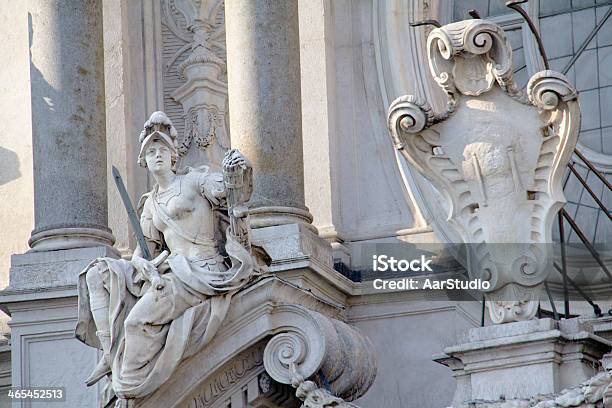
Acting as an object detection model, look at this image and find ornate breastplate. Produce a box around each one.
[152,177,215,248]
[154,178,196,220]
[155,184,179,206]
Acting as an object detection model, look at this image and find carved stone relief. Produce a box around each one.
[184,343,300,408]
[161,0,229,171]
[447,357,612,408]
[263,311,377,408]
[186,344,265,407]
[387,19,580,323]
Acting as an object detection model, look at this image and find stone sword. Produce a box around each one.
[111,165,153,261]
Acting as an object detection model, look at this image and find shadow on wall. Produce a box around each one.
[0,147,21,187]
[28,10,62,138]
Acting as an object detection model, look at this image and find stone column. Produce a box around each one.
[27,0,114,251]
[225,0,314,230]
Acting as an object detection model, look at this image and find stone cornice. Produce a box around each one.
[137,276,375,407]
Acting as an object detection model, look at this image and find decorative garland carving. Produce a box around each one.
[387,19,580,324]
[178,107,221,155]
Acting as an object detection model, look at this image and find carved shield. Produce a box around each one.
[387,20,580,323]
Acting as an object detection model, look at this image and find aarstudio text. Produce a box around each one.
[372,278,490,291]
[372,254,433,272]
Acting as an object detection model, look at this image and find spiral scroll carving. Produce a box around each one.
[427,19,520,101]
[263,332,311,386]
[528,70,578,110]
[387,96,432,143]
[263,309,376,402]
[463,21,512,80]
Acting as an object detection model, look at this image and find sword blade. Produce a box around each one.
[111,166,152,260]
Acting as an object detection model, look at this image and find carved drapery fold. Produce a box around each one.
[387,19,580,324]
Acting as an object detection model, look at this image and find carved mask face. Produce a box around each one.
[145,139,174,173]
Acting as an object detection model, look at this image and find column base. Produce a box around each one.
[28,225,115,252]
[249,206,317,233]
[0,245,120,408]
[250,223,356,309]
[251,222,332,270]
[434,318,611,405]
[8,245,119,292]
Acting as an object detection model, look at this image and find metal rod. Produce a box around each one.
[558,212,570,318]
[544,281,560,320]
[553,262,603,317]
[561,208,612,281]
[563,161,573,189]
[563,5,612,75]
[468,10,481,19]
[568,162,611,220]
[574,148,612,191]
[409,20,441,28]
[481,295,486,326]
[506,0,549,69]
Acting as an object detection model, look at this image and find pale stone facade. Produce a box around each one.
[0,1,610,408]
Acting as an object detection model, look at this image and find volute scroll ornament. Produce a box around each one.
[387,19,580,324]
[262,309,376,408]
[427,19,519,100]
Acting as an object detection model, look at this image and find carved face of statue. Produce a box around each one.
[144,139,175,173]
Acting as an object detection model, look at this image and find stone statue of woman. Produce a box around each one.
[75,111,263,406]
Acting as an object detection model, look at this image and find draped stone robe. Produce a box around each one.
[75,167,256,401]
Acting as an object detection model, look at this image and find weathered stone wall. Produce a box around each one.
[349,292,481,407]
[0,1,34,290]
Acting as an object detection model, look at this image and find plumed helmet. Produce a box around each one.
[137,111,179,167]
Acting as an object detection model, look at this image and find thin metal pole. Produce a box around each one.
[563,5,612,75]
[568,163,611,220]
[506,0,550,69]
[468,10,482,19]
[558,212,570,318]
[561,208,612,281]
[574,149,612,191]
[544,281,560,320]
[481,295,486,327]
[553,262,603,317]
[409,20,441,28]
[563,162,573,189]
